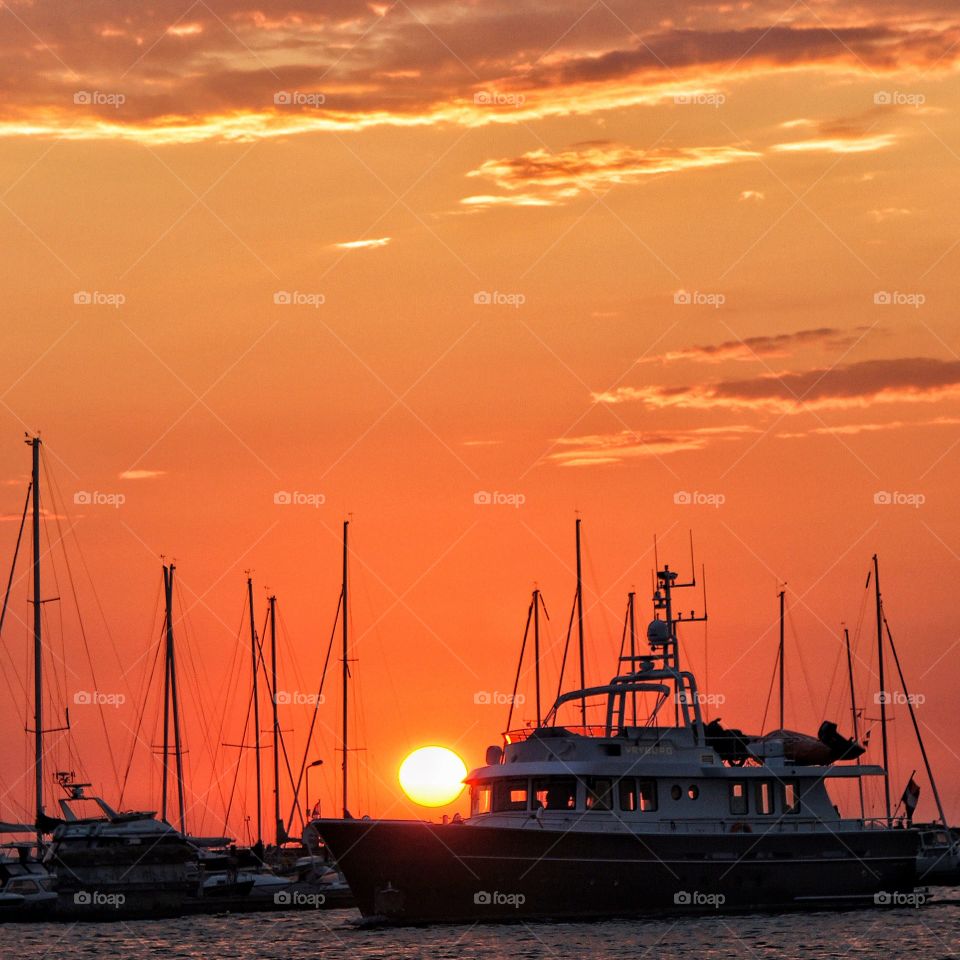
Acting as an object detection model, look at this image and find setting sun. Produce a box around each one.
[398,746,468,807]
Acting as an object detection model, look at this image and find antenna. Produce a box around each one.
[688,531,696,586]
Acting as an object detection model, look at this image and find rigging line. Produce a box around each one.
[251,606,307,831]
[119,575,163,805]
[222,662,258,838]
[173,582,234,834]
[212,600,250,832]
[47,461,125,679]
[506,596,534,733]
[554,589,578,709]
[119,626,164,808]
[285,590,341,833]
[42,458,122,791]
[760,642,779,734]
[0,481,30,703]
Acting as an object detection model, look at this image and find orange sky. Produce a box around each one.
[0,0,959,838]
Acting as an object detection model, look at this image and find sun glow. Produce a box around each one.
[398,746,467,807]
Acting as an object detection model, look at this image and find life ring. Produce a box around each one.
[730,821,753,834]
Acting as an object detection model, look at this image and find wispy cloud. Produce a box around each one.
[594,357,960,413]
[334,237,392,250]
[547,425,759,467]
[462,141,759,208]
[119,469,166,480]
[640,326,872,365]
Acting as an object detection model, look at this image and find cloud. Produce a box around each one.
[594,357,960,413]
[462,141,759,208]
[779,415,960,438]
[334,237,391,249]
[547,425,759,467]
[642,326,872,365]
[119,469,166,479]
[1,2,956,142]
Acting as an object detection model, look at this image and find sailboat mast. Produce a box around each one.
[778,589,785,730]
[269,595,282,846]
[341,520,349,818]
[533,589,541,727]
[247,576,263,850]
[627,591,637,727]
[165,565,187,834]
[575,518,585,727]
[161,566,172,824]
[29,437,43,852]
[873,554,891,822]
[844,626,865,820]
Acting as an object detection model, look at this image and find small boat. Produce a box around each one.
[0,842,57,920]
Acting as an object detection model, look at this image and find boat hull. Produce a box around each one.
[314,818,919,924]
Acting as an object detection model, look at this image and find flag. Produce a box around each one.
[901,777,920,821]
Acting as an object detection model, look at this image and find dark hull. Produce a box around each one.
[314,819,919,924]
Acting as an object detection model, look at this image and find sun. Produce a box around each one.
[398,746,467,807]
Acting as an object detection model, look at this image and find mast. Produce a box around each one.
[161,568,171,825]
[844,626,865,820]
[873,554,891,822]
[778,589,785,730]
[627,591,637,727]
[575,517,586,727]
[341,520,349,818]
[247,576,263,851]
[28,437,43,852]
[269,594,282,846]
[533,588,541,727]
[163,564,186,834]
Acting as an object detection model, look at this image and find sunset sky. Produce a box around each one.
[1,0,959,839]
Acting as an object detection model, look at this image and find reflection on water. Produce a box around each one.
[4,897,958,959]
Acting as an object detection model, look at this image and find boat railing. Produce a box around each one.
[503,725,609,744]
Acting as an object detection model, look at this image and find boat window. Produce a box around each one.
[755,780,774,815]
[492,779,529,812]
[729,782,748,815]
[783,780,800,814]
[471,784,492,815]
[670,784,682,801]
[585,777,614,811]
[638,780,658,811]
[618,779,658,812]
[687,785,699,800]
[532,778,577,811]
